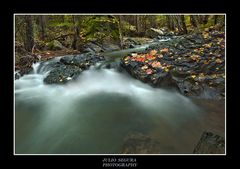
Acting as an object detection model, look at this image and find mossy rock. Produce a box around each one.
[46,40,64,50]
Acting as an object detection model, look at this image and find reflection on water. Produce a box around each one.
[15,63,225,154]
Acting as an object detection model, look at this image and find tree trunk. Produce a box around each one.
[203,15,209,24]
[118,16,124,49]
[190,15,198,27]
[24,15,34,52]
[166,15,174,31]
[71,16,80,50]
[136,15,141,33]
[39,15,46,40]
[180,15,188,34]
[214,15,218,25]
[173,15,182,33]
[190,15,200,34]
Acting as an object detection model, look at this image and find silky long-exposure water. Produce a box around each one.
[15,57,225,154]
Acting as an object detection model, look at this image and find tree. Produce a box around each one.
[39,15,46,40]
[190,15,198,28]
[214,15,218,25]
[117,15,124,49]
[71,15,80,50]
[180,15,188,34]
[136,15,141,33]
[166,15,174,31]
[24,15,34,52]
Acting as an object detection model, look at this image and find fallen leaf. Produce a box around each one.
[146,54,156,60]
[141,65,148,70]
[204,60,209,64]
[216,58,222,64]
[150,50,158,56]
[146,69,153,74]
[135,57,145,62]
[191,75,196,79]
[151,61,162,68]
[164,67,169,72]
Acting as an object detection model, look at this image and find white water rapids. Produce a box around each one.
[14,60,225,154]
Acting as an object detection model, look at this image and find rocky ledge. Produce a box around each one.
[120,29,225,100]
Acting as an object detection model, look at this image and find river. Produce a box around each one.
[14,44,225,154]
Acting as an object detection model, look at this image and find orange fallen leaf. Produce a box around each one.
[151,61,162,68]
[149,50,158,56]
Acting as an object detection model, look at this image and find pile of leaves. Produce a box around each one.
[123,49,172,75]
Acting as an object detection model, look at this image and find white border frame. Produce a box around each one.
[13,13,226,156]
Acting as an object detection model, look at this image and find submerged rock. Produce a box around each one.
[121,133,162,154]
[193,131,225,154]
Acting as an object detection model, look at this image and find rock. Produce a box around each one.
[82,47,95,54]
[44,65,83,84]
[46,40,64,50]
[83,42,105,53]
[18,55,37,76]
[172,67,191,78]
[44,54,105,84]
[193,131,225,154]
[121,133,162,154]
[59,55,75,65]
[177,79,204,97]
[146,28,168,38]
[102,43,120,51]
[15,71,21,80]
[123,38,139,49]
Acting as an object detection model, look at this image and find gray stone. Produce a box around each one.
[193,131,225,154]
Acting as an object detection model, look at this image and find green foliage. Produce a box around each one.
[155,15,166,27]
[82,16,120,42]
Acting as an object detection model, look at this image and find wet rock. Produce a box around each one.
[172,67,191,78]
[121,133,162,154]
[193,131,225,154]
[44,54,106,84]
[18,55,37,76]
[44,65,83,84]
[59,55,75,64]
[123,38,139,49]
[83,42,105,53]
[15,71,21,80]
[146,27,171,38]
[177,79,204,97]
[102,43,120,51]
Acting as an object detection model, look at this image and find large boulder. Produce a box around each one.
[44,54,105,84]
[43,64,83,84]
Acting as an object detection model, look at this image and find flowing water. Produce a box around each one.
[15,45,225,154]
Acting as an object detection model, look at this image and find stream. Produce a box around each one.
[14,43,225,154]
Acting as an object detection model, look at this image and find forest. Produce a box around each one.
[15,15,224,71]
[15,14,225,154]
